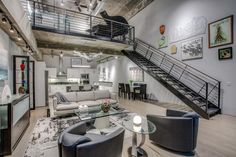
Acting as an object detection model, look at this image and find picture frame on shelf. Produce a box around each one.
[218,47,233,60]
[208,15,234,48]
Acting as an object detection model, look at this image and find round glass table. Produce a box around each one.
[122,115,156,157]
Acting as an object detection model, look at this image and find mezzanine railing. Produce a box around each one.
[21,0,135,44]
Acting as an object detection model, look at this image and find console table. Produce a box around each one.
[0,94,30,156]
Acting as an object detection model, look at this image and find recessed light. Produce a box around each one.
[115,56,118,59]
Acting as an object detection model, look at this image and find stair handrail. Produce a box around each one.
[135,38,220,84]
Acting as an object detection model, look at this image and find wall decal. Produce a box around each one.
[218,47,233,60]
[170,45,177,54]
[158,25,168,49]
[0,49,8,80]
[169,16,207,43]
[181,37,203,61]
[209,15,234,48]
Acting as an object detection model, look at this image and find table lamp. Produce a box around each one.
[133,115,142,132]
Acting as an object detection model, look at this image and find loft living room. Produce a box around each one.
[0,0,236,157]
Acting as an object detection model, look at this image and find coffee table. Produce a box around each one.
[122,115,156,157]
[74,106,128,129]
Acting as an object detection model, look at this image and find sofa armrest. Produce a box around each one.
[53,96,58,109]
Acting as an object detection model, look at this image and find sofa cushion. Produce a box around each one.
[78,101,100,107]
[94,90,110,100]
[63,92,77,102]
[96,99,117,105]
[77,91,95,102]
[56,103,79,111]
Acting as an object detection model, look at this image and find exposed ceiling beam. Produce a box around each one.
[37,40,123,55]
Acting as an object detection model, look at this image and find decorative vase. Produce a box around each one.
[20,63,25,71]
[101,101,111,113]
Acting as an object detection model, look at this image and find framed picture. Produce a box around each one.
[181,37,203,61]
[218,47,233,60]
[209,15,234,48]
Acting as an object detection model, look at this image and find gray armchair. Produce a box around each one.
[147,109,199,153]
[58,121,125,157]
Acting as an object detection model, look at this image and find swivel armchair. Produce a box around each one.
[147,109,199,153]
[58,121,125,157]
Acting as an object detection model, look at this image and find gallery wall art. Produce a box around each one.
[170,45,177,54]
[158,25,168,49]
[0,49,9,80]
[218,47,233,60]
[181,37,203,61]
[169,16,207,43]
[208,15,234,48]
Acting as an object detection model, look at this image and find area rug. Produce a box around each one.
[24,111,135,157]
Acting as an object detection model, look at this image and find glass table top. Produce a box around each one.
[122,115,156,134]
[74,106,128,121]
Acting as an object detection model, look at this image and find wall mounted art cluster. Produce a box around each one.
[158,15,234,61]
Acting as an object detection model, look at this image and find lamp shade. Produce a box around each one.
[133,115,142,126]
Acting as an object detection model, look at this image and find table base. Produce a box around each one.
[128,147,148,157]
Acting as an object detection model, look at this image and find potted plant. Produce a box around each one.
[101,100,111,113]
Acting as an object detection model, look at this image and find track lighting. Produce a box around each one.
[9,25,14,33]
[1,16,7,24]
[17,34,21,41]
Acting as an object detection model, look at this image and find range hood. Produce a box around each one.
[57,56,67,77]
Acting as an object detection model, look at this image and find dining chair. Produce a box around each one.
[125,84,133,100]
[118,83,125,98]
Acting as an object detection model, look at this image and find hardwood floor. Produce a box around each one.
[7,99,236,157]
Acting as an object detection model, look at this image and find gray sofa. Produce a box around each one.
[147,109,199,153]
[52,90,118,116]
[58,121,125,157]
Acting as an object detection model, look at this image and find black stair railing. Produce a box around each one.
[134,38,221,112]
[20,0,135,44]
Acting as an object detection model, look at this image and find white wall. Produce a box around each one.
[0,28,46,107]
[0,29,25,91]
[129,0,236,116]
[35,62,46,107]
[98,56,185,105]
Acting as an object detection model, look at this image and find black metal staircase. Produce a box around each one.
[123,39,221,119]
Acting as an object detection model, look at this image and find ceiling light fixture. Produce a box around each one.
[115,56,118,59]
[9,25,14,33]
[60,0,64,6]
[1,16,7,24]
[60,51,64,57]
[72,65,91,68]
